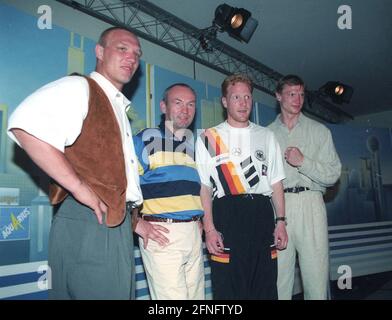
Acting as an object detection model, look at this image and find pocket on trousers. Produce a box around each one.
[76,224,107,265]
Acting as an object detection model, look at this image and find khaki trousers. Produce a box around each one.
[277,191,329,300]
[139,220,205,300]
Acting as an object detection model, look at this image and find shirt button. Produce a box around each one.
[116,93,121,98]
[131,160,134,164]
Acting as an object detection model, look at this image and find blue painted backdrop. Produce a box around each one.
[1,1,392,299]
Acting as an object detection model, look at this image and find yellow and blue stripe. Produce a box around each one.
[133,125,203,220]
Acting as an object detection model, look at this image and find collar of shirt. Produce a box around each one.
[89,71,131,109]
[158,121,171,138]
[276,112,305,130]
[158,121,187,142]
[223,120,254,130]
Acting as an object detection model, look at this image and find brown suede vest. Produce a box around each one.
[49,77,127,227]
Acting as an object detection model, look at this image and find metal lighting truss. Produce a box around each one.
[55,0,353,123]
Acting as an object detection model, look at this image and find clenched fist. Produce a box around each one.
[284,146,304,167]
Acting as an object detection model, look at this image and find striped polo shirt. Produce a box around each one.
[133,123,203,220]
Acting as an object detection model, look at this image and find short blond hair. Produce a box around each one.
[221,74,253,97]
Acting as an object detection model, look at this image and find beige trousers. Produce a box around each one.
[277,191,329,300]
[139,220,205,300]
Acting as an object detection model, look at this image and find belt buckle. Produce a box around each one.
[167,218,173,224]
[126,202,133,211]
[293,186,302,193]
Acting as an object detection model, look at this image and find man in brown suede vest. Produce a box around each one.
[8,27,143,299]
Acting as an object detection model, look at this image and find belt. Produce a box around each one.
[284,187,310,193]
[141,215,202,223]
[126,201,138,212]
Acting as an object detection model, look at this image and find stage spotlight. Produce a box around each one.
[320,81,354,104]
[213,3,258,43]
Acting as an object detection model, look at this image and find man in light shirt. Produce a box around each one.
[268,74,342,300]
[8,27,143,299]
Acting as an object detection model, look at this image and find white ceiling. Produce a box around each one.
[148,0,392,118]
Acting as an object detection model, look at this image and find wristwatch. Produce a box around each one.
[275,216,287,226]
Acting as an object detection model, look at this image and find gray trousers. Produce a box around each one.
[48,197,135,300]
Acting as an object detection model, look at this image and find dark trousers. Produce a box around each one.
[48,197,134,299]
[210,194,278,300]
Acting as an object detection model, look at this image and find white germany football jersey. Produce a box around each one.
[196,121,285,200]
